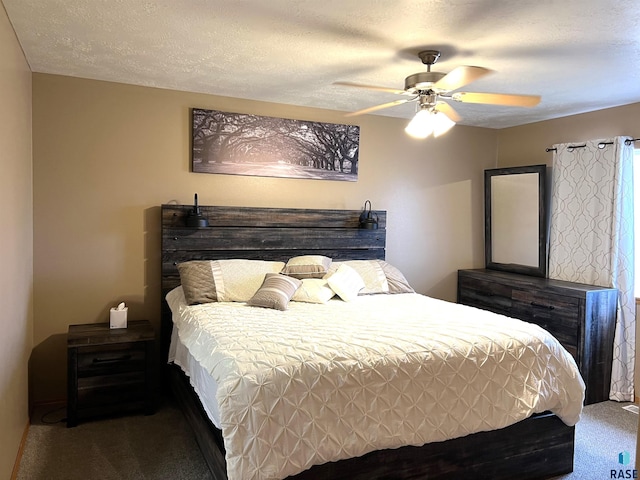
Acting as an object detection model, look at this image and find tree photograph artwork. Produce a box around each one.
[192,108,360,181]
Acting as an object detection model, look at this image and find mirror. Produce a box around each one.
[485,164,547,277]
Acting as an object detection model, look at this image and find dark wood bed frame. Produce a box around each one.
[160,204,575,480]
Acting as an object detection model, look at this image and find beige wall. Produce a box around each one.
[496,102,640,168]
[0,4,33,479]
[32,73,498,402]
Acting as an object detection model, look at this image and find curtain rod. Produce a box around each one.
[545,138,639,152]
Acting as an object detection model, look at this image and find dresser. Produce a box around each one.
[457,269,617,405]
[67,319,156,427]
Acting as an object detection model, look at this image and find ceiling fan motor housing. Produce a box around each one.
[404,71,447,94]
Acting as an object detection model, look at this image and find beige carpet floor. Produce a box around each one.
[17,396,213,480]
[16,397,638,480]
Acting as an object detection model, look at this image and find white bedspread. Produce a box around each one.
[166,287,585,480]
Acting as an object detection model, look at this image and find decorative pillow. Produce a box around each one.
[292,278,335,304]
[177,261,218,305]
[326,264,365,301]
[378,260,415,294]
[281,255,332,279]
[325,260,389,294]
[177,259,285,304]
[247,273,302,311]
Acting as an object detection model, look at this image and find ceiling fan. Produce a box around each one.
[334,50,541,138]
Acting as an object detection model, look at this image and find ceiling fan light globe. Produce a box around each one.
[405,109,435,138]
[433,112,456,137]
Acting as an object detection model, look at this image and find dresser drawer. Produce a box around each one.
[457,275,513,316]
[77,342,147,377]
[512,289,579,355]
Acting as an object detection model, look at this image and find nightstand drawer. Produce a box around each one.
[77,343,147,377]
[78,371,147,406]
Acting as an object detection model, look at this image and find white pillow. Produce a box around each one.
[325,260,389,294]
[292,278,335,304]
[326,264,365,301]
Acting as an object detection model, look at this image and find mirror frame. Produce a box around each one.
[484,164,548,277]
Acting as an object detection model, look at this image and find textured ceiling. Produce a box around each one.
[3,0,640,128]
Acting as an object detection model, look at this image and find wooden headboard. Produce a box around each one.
[160,204,386,362]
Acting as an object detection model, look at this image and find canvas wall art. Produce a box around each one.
[192,108,360,181]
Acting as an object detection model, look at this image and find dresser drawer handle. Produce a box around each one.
[531,302,555,310]
[92,354,132,364]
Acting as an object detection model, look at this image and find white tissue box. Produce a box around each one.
[109,307,128,329]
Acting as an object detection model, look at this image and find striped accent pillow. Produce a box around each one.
[247,273,302,311]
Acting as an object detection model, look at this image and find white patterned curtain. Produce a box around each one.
[548,136,635,402]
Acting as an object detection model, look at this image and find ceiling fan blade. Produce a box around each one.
[333,81,410,96]
[434,101,461,123]
[433,66,492,92]
[451,92,541,107]
[344,98,412,117]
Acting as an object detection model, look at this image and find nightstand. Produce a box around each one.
[67,319,156,427]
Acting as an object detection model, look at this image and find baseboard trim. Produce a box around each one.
[10,420,30,480]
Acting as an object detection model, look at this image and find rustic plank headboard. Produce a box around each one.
[160,204,386,361]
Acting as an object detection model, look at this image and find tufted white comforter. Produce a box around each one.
[167,288,585,480]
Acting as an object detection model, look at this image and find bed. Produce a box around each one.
[161,204,584,480]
